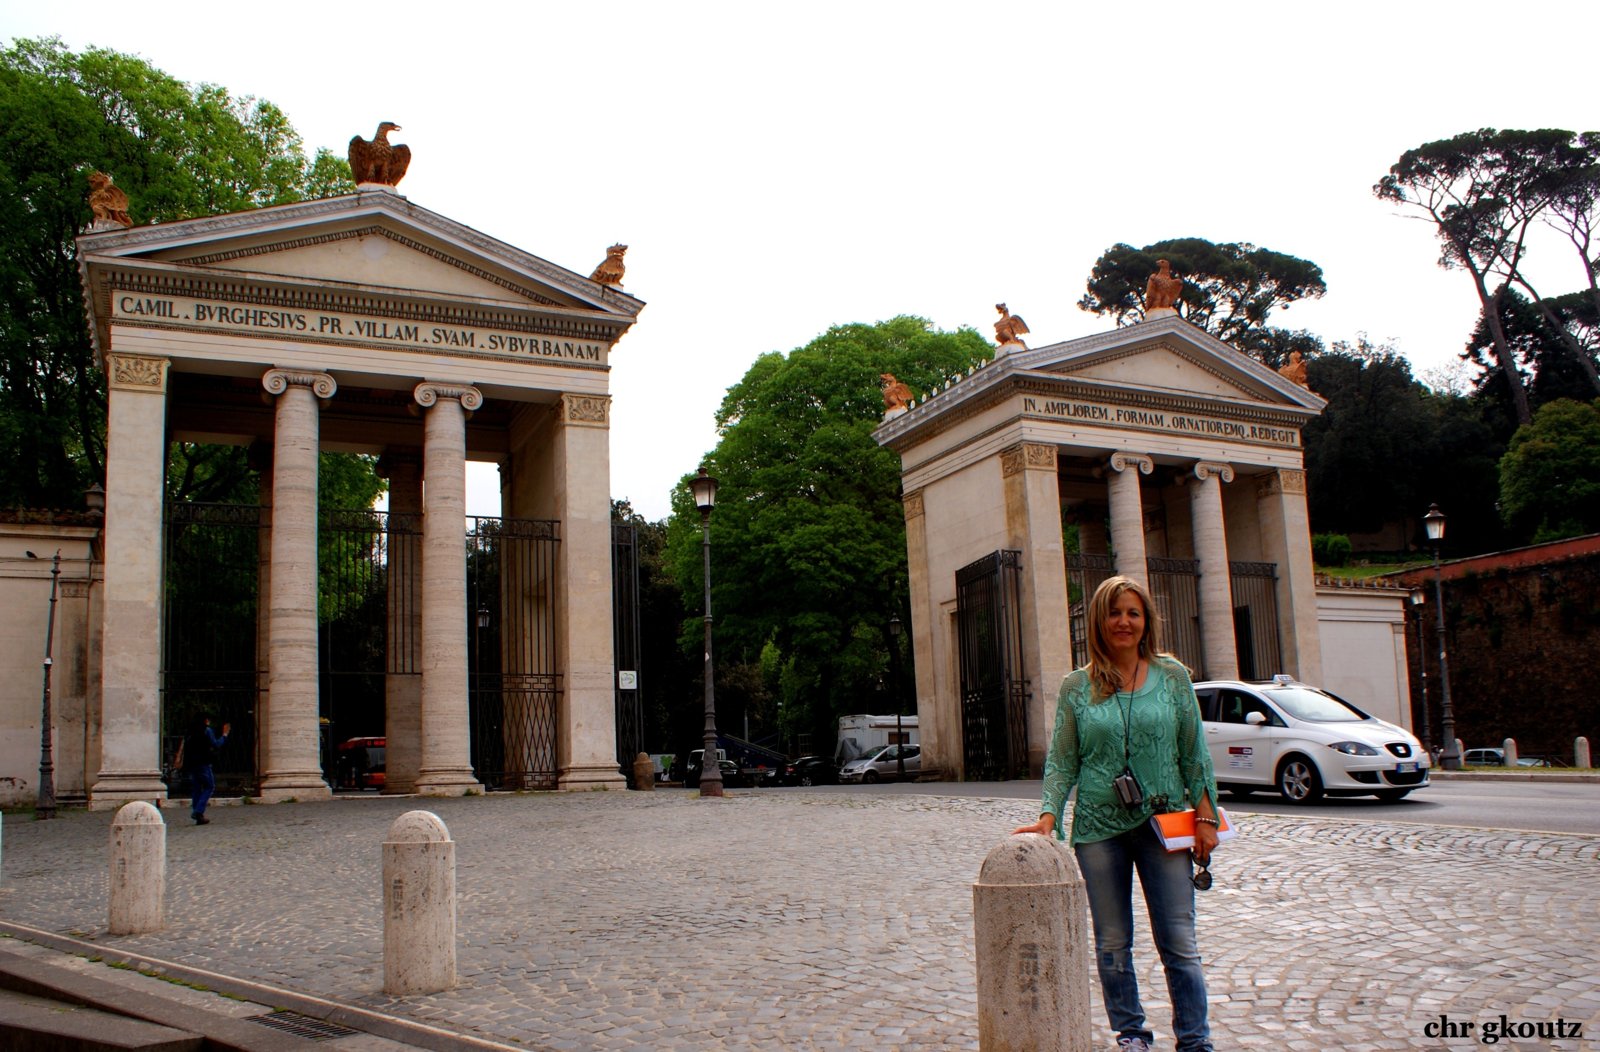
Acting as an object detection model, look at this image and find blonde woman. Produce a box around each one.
[1014,575,1219,1052]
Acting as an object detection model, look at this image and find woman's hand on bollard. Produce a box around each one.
[1012,813,1055,837]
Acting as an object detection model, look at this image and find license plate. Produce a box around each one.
[1396,762,1418,773]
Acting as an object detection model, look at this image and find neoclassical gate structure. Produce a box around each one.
[79,186,641,808]
[875,313,1328,780]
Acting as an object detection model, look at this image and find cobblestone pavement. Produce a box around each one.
[1,790,1597,1051]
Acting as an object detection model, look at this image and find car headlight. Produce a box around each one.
[1328,741,1380,756]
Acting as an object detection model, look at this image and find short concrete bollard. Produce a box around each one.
[383,809,456,995]
[973,834,1092,1052]
[1576,736,1591,769]
[632,751,655,791]
[1502,738,1519,767]
[109,801,165,935]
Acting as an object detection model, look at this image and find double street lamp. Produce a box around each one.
[1423,503,1461,771]
[689,466,723,798]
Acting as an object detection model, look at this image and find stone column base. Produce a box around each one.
[256,775,333,804]
[558,764,628,791]
[88,775,169,811]
[414,771,484,797]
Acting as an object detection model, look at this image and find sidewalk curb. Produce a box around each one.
[1427,770,1600,784]
[0,921,531,1052]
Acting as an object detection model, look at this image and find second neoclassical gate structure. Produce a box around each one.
[875,313,1327,780]
[79,184,642,808]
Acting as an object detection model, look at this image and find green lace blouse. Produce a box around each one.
[1039,656,1218,845]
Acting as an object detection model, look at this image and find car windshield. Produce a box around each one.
[1265,687,1366,723]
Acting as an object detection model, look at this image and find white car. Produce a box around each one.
[1194,677,1430,803]
[838,744,921,783]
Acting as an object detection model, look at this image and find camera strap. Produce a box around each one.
[1118,659,1139,768]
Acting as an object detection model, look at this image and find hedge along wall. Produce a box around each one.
[1407,550,1600,761]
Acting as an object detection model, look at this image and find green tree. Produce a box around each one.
[0,37,354,509]
[1375,128,1600,425]
[1077,237,1327,367]
[667,317,990,749]
[1498,399,1600,542]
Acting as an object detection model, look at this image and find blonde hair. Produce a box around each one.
[1085,575,1163,700]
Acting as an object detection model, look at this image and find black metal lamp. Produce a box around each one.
[1423,504,1459,770]
[691,466,723,797]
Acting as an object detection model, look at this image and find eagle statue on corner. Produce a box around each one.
[348,122,411,187]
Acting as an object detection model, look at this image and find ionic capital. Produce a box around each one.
[107,354,170,392]
[414,381,483,412]
[1192,461,1235,484]
[262,368,336,399]
[1107,452,1154,476]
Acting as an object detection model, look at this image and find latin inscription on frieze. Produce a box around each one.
[1021,395,1299,448]
[113,294,607,366]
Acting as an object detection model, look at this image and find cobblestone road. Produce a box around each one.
[1,790,1596,1050]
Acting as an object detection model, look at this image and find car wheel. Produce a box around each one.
[800,774,814,787]
[1374,788,1411,802]
[863,770,879,784]
[1276,756,1324,803]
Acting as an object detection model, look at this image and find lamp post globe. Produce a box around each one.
[1424,504,1460,770]
[692,466,723,797]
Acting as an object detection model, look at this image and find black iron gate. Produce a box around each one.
[1148,557,1203,674]
[161,502,263,795]
[1230,561,1282,680]
[612,521,643,773]
[955,550,1030,781]
[1065,553,1115,670]
[468,516,561,790]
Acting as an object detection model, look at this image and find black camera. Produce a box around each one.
[1111,767,1144,809]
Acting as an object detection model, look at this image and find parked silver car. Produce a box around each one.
[839,743,920,783]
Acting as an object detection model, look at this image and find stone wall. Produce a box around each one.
[1404,547,1600,760]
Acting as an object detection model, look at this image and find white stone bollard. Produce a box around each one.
[383,809,456,995]
[1502,738,1519,767]
[1575,736,1590,769]
[1455,738,1466,763]
[974,834,1092,1052]
[109,801,165,935]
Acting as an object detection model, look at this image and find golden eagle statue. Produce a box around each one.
[348,122,411,187]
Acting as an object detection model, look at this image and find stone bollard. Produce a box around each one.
[383,810,456,995]
[973,834,1092,1052]
[1502,738,1519,767]
[632,752,655,791]
[1455,738,1465,763]
[109,801,165,935]
[1575,736,1591,769]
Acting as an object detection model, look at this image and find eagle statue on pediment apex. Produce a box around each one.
[349,122,411,187]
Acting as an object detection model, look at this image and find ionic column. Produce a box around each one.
[91,354,172,809]
[413,383,483,796]
[1191,461,1239,680]
[379,452,423,793]
[258,368,336,802]
[1105,453,1153,589]
[1002,443,1068,776]
[1255,469,1322,683]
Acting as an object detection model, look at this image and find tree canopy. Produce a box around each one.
[1498,399,1600,542]
[666,316,991,749]
[0,37,353,508]
[1375,128,1600,425]
[1077,237,1326,367]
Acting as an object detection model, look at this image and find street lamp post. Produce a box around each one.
[1408,587,1432,757]
[1423,504,1460,770]
[889,615,905,781]
[36,550,62,820]
[689,466,723,798]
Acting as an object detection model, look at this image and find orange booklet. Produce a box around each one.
[1150,808,1237,852]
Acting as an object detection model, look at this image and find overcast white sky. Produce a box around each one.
[6,2,1596,520]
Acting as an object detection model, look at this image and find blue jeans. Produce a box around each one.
[190,766,215,817]
[1074,823,1213,1052]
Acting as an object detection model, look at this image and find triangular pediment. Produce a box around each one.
[77,189,642,321]
[1009,313,1324,411]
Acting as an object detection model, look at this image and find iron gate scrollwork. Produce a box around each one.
[956,550,1030,781]
[468,516,561,790]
